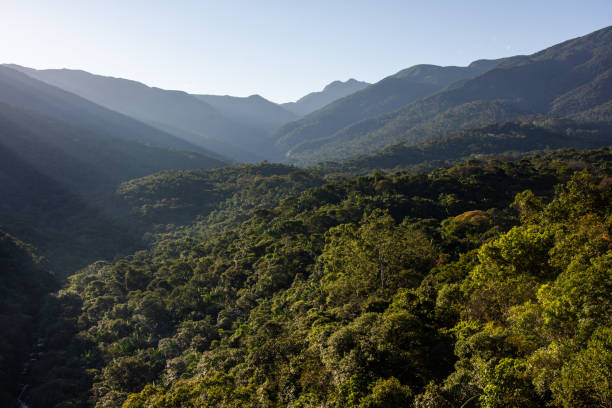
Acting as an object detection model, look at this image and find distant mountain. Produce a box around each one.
[7,65,277,161]
[0,66,226,189]
[0,65,216,155]
[194,94,297,133]
[272,60,501,155]
[285,26,612,164]
[281,78,370,116]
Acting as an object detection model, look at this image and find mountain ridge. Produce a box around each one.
[7,65,275,162]
[283,25,612,164]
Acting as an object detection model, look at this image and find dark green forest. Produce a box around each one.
[8,147,610,408]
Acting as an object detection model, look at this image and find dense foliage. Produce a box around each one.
[116,163,324,228]
[0,229,55,406]
[19,147,611,407]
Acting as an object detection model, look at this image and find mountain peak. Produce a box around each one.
[323,78,368,92]
[282,79,370,116]
[247,94,266,101]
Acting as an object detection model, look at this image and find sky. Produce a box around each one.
[1,1,611,103]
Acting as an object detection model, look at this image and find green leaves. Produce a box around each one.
[320,210,438,312]
[445,170,611,407]
[24,151,612,407]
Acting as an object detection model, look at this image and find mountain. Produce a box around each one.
[272,60,501,156]
[7,65,277,161]
[0,65,216,155]
[0,66,226,191]
[285,26,612,164]
[194,94,297,133]
[0,101,224,195]
[281,78,370,116]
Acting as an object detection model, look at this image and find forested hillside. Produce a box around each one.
[0,229,55,406]
[17,147,611,408]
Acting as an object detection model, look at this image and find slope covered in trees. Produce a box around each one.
[284,26,612,164]
[0,229,56,406]
[18,147,611,407]
[116,163,324,227]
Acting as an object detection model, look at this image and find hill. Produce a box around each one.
[285,26,612,164]
[273,60,500,156]
[281,78,370,116]
[116,162,324,227]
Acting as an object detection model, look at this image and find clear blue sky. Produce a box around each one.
[2,0,610,103]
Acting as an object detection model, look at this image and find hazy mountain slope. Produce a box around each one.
[0,100,227,274]
[273,60,500,154]
[8,65,274,161]
[288,26,612,164]
[0,64,227,193]
[0,72,227,269]
[0,102,225,194]
[281,78,370,116]
[0,66,214,155]
[194,94,297,133]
